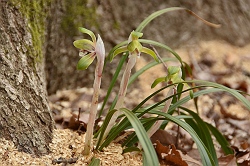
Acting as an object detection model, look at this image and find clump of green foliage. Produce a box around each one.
[74,7,250,166]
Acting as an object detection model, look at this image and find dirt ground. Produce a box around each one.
[1,40,250,165]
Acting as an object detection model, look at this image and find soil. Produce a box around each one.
[1,40,250,165]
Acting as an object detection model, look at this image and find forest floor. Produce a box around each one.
[1,40,250,165]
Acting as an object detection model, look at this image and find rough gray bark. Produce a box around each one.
[0,1,54,156]
[45,0,250,94]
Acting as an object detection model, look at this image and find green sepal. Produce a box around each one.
[141,47,159,62]
[77,52,96,70]
[166,66,183,83]
[127,40,142,52]
[78,27,96,43]
[110,46,128,62]
[131,31,143,40]
[168,66,181,76]
[151,77,166,88]
[73,39,94,50]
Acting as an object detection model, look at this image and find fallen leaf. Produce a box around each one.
[155,140,188,166]
[151,129,176,146]
[231,146,250,165]
[218,154,237,166]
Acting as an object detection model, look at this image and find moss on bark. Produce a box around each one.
[61,0,98,36]
[9,0,50,62]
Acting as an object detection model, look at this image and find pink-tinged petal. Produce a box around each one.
[95,35,105,62]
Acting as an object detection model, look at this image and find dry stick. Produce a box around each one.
[150,44,168,70]
[101,54,137,143]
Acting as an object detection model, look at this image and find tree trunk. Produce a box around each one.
[0,1,54,156]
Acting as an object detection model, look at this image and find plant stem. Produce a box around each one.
[83,57,104,155]
[101,54,137,142]
[147,87,174,138]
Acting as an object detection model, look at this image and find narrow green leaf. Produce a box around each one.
[77,52,95,70]
[181,108,218,165]
[121,108,159,166]
[98,54,128,117]
[78,27,96,43]
[96,109,118,149]
[149,110,215,166]
[139,39,183,64]
[88,157,100,166]
[141,47,159,62]
[129,57,177,86]
[73,39,94,50]
[136,7,185,32]
[206,123,234,155]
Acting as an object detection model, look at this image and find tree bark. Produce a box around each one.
[0,1,54,156]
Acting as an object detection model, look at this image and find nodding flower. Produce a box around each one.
[73,27,105,71]
[73,27,105,155]
[110,30,159,63]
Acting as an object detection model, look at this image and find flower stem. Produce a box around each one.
[147,87,174,138]
[83,58,104,155]
[101,54,137,143]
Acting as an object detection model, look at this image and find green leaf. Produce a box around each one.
[88,157,100,166]
[77,52,96,70]
[73,39,94,50]
[78,27,96,43]
[96,109,119,149]
[135,7,220,33]
[129,57,177,86]
[110,46,128,62]
[206,123,234,155]
[149,110,215,166]
[98,54,128,117]
[136,7,185,32]
[121,108,159,166]
[139,39,183,64]
[141,47,159,62]
[181,108,218,165]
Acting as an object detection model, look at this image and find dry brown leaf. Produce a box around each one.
[151,129,176,146]
[231,146,250,165]
[155,140,188,166]
[218,154,237,166]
